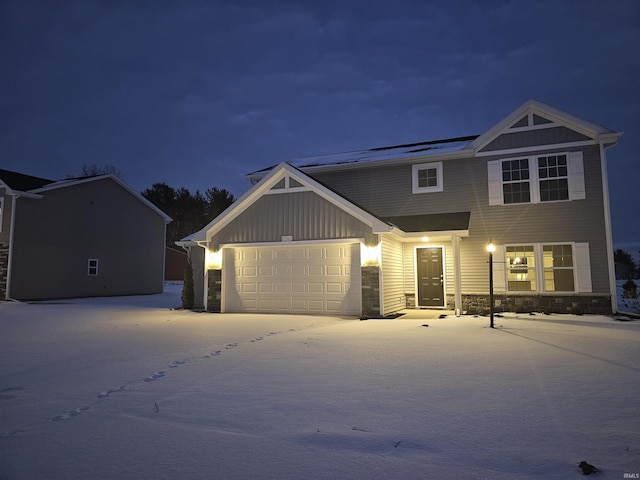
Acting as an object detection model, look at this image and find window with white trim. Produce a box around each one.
[412,162,443,193]
[543,244,574,291]
[503,243,578,293]
[88,259,99,276]
[506,245,536,291]
[488,151,584,205]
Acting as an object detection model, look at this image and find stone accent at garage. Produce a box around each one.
[361,266,380,317]
[207,269,222,313]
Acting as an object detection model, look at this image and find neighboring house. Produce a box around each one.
[181,99,622,316]
[0,170,172,300]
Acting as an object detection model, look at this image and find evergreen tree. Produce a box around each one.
[182,258,194,309]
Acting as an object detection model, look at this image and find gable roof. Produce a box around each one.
[0,169,55,192]
[191,162,392,243]
[469,99,622,152]
[30,174,172,223]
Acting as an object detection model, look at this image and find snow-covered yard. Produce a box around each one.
[1,284,639,479]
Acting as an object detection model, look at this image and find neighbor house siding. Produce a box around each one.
[380,235,404,315]
[190,246,205,310]
[209,191,377,249]
[10,178,166,300]
[478,126,591,152]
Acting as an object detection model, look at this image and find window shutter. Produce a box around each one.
[568,151,585,200]
[487,160,503,205]
[493,246,506,292]
[574,242,592,293]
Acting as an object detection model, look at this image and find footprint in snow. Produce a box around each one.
[97,385,127,399]
[169,360,187,368]
[211,350,222,356]
[250,337,263,342]
[144,371,166,382]
[225,343,238,349]
[50,406,91,422]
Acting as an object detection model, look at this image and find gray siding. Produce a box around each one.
[210,191,377,249]
[11,178,166,300]
[380,235,404,315]
[190,245,205,310]
[312,143,610,294]
[479,127,591,152]
[0,189,13,244]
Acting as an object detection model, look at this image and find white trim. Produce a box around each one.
[414,245,446,308]
[488,152,584,206]
[194,162,391,244]
[218,238,364,249]
[412,162,443,194]
[600,143,618,312]
[475,140,596,157]
[471,99,620,153]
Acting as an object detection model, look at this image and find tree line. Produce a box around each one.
[142,183,234,245]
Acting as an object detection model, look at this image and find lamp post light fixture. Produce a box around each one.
[486,241,496,328]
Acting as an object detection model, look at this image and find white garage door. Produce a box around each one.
[224,243,361,315]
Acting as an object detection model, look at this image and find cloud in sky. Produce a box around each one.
[1,0,639,246]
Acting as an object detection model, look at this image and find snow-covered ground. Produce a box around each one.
[1,284,639,479]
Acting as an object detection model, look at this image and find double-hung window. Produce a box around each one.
[488,151,584,205]
[502,244,578,293]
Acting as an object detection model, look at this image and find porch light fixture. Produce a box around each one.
[486,241,496,328]
[360,243,380,267]
[205,249,222,270]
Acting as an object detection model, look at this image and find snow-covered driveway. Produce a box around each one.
[1,291,639,479]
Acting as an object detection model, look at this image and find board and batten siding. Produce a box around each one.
[209,191,377,250]
[380,235,404,315]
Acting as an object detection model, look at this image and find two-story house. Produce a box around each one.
[182,99,621,316]
[0,170,172,301]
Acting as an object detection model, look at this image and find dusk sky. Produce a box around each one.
[1,0,639,252]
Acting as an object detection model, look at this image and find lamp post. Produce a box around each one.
[486,242,495,328]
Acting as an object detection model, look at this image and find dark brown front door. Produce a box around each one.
[417,247,444,307]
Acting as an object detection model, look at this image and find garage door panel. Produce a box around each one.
[224,244,361,315]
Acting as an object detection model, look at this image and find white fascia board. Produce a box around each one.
[470,99,619,153]
[196,162,391,244]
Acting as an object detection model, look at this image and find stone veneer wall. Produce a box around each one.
[206,269,222,313]
[0,246,8,299]
[446,294,612,315]
[361,266,380,317]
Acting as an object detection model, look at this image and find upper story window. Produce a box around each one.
[412,162,443,194]
[502,159,531,204]
[538,154,568,202]
[488,151,584,206]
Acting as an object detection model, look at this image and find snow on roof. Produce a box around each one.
[247,135,478,176]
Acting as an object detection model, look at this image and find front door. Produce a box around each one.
[416,247,444,307]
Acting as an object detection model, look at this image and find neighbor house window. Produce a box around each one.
[488,152,585,206]
[543,244,575,291]
[506,245,536,291]
[412,162,443,193]
[88,259,99,276]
